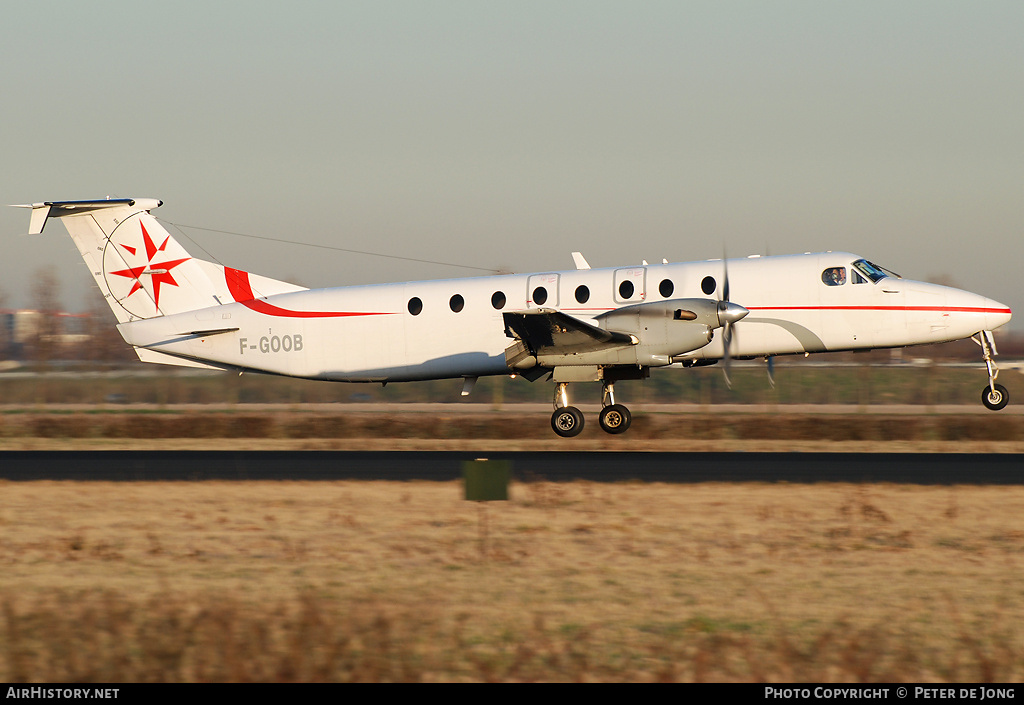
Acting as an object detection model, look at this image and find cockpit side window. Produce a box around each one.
[852,269,868,284]
[852,259,900,283]
[822,267,847,286]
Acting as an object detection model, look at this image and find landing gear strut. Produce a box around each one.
[974,331,1009,411]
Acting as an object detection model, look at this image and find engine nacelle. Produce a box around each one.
[595,298,720,366]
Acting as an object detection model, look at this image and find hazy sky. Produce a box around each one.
[2,2,1021,329]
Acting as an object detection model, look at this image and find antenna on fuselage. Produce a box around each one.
[571,252,591,270]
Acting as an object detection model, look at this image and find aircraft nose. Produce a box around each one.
[934,285,1012,336]
[981,297,1012,331]
[953,289,1012,331]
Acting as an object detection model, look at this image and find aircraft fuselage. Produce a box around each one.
[117,251,1010,382]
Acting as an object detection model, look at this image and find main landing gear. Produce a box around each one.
[599,381,632,435]
[974,330,1009,411]
[550,382,633,437]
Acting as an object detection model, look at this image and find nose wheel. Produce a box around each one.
[983,384,1009,411]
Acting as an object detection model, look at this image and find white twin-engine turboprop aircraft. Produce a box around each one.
[16,198,1013,436]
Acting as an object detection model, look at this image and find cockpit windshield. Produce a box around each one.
[852,259,901,284]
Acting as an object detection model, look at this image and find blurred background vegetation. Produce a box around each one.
[0,362,1021,408]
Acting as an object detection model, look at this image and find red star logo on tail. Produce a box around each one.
[109,222,189,310]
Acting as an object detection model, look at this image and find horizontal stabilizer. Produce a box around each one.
[133,347,235,371]
[13,199,160,234]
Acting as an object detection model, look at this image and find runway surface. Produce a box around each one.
[1,451,1022,484]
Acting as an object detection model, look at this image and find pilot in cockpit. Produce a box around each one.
[822,267,846,286]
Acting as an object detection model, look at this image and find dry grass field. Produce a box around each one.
[2,479,1023,681]
[3,407,1024,452]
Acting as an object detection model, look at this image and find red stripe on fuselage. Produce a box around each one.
[747,306,1011,314]
[219,269,1011,319]
[224,267,395,318]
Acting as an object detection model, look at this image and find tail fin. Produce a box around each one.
[15,198,305,323]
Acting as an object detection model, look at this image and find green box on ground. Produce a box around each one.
[463,459,510,501]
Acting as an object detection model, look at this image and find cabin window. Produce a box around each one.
[575,285,590,304]
[491,291,506,309]
[822,267,847,286]
[701,276,716,295]
[533,286,548,305]
[659,279,674,298]
[619,280,635,299]
[408,297,423,316]
[450,294,465,313]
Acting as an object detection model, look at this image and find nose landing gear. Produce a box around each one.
[974,331,1009,411]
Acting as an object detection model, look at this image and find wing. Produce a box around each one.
[503,299,736,371]
[502,308,636,369]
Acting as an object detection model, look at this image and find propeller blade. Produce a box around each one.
[723,322,734,389]
[722,251,730,303]
[720,253,733,388]
[767,355,776,389]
